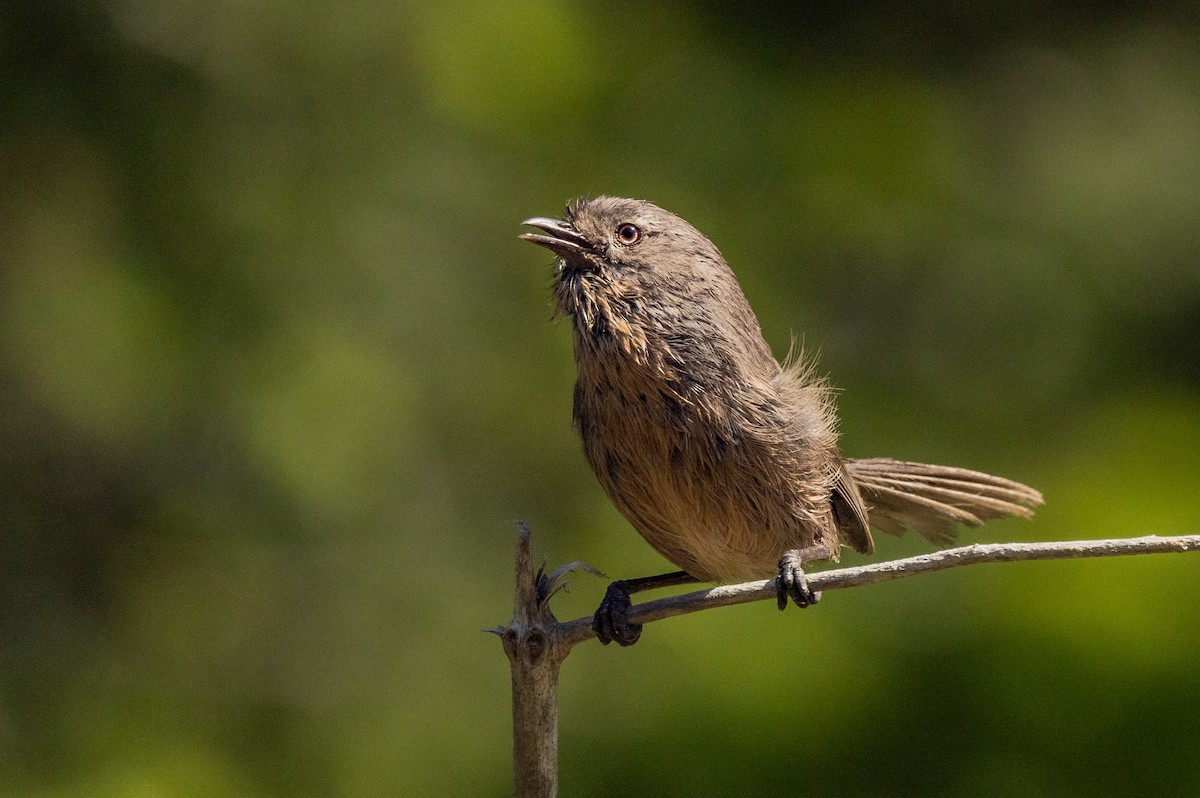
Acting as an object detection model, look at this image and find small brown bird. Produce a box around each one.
[522,196,1042,646]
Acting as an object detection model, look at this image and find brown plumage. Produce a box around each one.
[521,196,1042,643]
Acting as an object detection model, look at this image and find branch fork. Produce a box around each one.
[493,528,1200,797]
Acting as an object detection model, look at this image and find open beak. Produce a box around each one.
[520,217,592,257]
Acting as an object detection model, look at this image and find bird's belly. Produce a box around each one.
[579,388,822,582]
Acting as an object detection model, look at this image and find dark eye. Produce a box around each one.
[616,223,642,245]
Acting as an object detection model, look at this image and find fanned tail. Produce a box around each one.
[845,457,1043,546]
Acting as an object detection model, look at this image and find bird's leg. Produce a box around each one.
[777,543,836,610]
[593,571,698,646]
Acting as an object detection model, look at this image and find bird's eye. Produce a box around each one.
[616,223,642,245]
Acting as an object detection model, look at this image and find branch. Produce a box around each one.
[556,534,1200,648]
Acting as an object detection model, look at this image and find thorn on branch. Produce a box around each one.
[536,560,606,605]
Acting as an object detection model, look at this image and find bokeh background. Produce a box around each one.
[3,1,1200,795]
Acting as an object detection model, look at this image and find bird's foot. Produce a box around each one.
[593,580,642,646]
[777,549,822,610]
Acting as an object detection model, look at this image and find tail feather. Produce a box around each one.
[845,457,1043,546]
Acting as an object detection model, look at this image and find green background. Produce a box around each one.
[3,2,1199,795]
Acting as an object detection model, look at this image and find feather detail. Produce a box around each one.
[845,457,1043,546]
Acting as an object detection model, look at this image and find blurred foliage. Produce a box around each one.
[1,1,1199,795]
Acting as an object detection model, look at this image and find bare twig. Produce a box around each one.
[554,535,1200,648]
[495,531,1200,797]
[501,523,566,798]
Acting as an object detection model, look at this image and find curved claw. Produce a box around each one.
[592,581,643,646]
[776,550,822,610]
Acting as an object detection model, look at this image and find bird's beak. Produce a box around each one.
[520,217,592,257]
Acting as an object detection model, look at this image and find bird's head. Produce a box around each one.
[521,196,732,321]
[521,195,776,378]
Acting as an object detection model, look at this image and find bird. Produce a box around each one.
[521,196,1043,646]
